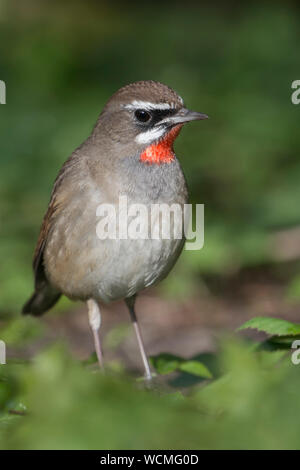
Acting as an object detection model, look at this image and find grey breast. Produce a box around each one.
[44,154,188,303]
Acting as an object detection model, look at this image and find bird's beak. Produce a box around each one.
[158,108,209,127]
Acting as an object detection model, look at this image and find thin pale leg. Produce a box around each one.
[126,296,152,381]
[87,299,104,370]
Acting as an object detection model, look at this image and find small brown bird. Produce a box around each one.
[23,81,207,379]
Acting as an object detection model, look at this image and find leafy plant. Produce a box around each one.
[150,353,212,378]
[238,316,300,337]
[1,336,300,450]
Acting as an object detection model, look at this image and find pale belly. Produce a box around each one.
[44,197,186,303]
[44,155,188,302]
[93,236,184,302]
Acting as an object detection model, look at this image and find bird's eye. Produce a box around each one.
[134,109,151,123]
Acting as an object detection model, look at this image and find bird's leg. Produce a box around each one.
[87,299,104,370]
[125,296,152,381]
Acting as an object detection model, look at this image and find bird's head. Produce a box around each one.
[93,80,208,164]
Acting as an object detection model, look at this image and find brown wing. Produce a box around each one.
[22,160,74,315]
[33,194,61,287]
[22,193,62,315]
[32,153,77,286]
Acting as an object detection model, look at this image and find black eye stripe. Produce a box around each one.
[152,109,176,120]
[134,108,177,127]
[150,109,177,127]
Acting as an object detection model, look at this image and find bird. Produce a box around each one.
[22,80,208,380]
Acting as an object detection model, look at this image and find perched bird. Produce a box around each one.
[22,80,207,380]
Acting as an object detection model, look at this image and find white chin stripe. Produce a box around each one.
[135,127,166,145]
[125,100,177,111]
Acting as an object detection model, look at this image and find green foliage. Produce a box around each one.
[178,360,212,378]
[0,317,44,346]
[286,275,300,301]
[150,353,181,375]
[150,353,212,378]
[1,337,300,449]
[238,316,300,336]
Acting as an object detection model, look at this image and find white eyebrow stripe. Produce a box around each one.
[135,126,166,145]
[124,100,176,111]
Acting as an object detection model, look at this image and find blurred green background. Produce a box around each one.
[1,0,300,450]
[1,0,300,312]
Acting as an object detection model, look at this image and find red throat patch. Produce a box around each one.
[140,124,183,165]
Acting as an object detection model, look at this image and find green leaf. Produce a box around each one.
[269,335,300,345]
[150,354,212,378]
[179,360,212,378]
[237,317,300,336]
[150,354,181,375]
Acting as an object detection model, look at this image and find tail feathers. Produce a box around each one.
[22,285,61,316]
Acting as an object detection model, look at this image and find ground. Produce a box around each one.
[8,265,300,376]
